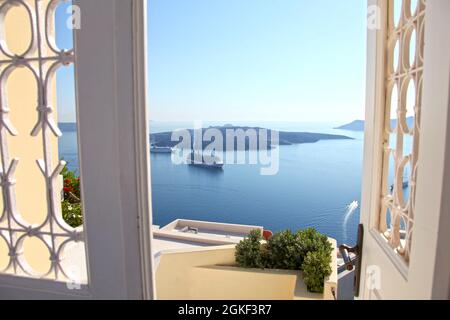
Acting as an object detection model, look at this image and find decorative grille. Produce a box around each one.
[0,0,85,283]
[379,0,426,262]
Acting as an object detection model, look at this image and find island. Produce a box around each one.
[335,117,414,131]
[334,120,365,131]
[150,125,353,151]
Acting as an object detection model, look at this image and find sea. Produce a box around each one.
[59,121,379,245]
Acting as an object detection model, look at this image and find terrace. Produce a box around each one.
[152,219,337,300]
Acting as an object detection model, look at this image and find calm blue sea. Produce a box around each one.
[60,121,368,245]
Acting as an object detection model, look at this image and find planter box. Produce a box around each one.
[156,238,337,300]
[189,266,322,300]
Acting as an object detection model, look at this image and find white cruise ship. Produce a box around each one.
[150,145,173,153]
[186,151,224,169]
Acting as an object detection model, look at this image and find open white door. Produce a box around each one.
[0,0,154,299]
[359,0,450,300]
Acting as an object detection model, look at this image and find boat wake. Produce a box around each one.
[343,200,359,242]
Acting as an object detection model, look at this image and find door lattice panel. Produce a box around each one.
[378,0,426,262]
[0,0,85,282]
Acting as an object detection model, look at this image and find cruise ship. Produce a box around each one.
[150,145,173,153]
[186,151,224,169]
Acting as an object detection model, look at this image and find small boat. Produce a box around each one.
[150,145,173,153]
[186,150,224,169]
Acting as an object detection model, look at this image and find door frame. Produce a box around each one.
[0,0,155,299]
[72,0,155,299]
[360,0,450,299]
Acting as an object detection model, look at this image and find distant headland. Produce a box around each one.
[335,117,414,131]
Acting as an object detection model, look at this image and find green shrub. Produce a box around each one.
[301,250,332,293]
[62,201,83,228]
[264,230,301,270]
[235,229,266,268]
[296,228,333,265]
[61,164,83,228]
[234,228,333,293]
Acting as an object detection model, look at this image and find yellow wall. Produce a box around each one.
[189,266,316,300]
[0,0,59,274]
[156,240,337,300]
[156,246,236,299]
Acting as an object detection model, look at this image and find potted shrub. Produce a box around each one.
[235,228,333,293]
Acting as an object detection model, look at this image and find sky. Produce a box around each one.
[55,3,76,123]
[56,0,368,123]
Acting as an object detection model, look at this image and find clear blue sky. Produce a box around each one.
[55,2,76,123]
[57,0,367,123]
